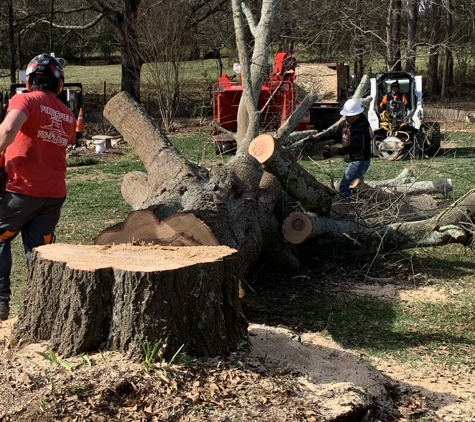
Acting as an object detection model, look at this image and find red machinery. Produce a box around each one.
[211,52,313,154]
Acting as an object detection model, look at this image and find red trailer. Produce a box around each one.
[211,52,313,154]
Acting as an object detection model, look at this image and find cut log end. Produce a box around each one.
[94,210,219,247]
[283,212,312,244]
[248,134,275,163]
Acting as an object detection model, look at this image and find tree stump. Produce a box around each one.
[12,243,248,361]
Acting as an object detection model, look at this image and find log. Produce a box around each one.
[365,168,416,187]
[283,211,364,244]
[283,209,467,256]
[94,210,219,246]
[378,179,452,196]
[121,171,150,210]
[353,178,452,197]
[248,134,335,214]
[12,243,248,360]
[103,92,208,204]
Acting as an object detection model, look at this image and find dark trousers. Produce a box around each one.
[0,192,65,303]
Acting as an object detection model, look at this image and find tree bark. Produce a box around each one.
[386,0,402,71]
[283,188,475,256]
[357,179,453,196]
[405,0,418,73]
[104,91,297,275]
[248,134,335,214]
[12,244,248,360]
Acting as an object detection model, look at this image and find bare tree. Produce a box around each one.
[425,1,442,96]
[440,0,454,100]
[386,0,402,71]
[139,0,197,131]
[405,0,418,73]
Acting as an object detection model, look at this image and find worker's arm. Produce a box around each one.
[379,95,388,108]
[311,122,343,143]
[0,109,27,153]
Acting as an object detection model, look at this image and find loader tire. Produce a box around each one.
[214,141,236,155]
[422,122,441,157]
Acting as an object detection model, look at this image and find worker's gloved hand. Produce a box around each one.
[311,134,323,142]
[322,147,339,159]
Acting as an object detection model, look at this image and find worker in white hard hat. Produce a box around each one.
[314,98,372,198]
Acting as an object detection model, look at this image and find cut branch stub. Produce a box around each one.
[12,243,247,360]
[282,212,313,244]
[283,211,363,244]
[94,210,219,246]
[249,134,335,214]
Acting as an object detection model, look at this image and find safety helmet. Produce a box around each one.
[340,98,364,116]
[390,81,400,89]
[26,54,64,95]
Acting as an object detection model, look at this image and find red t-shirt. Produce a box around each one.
[5,91,76,197]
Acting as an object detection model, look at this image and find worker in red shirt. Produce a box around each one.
[379,81,408,110]
[0,54,76,321]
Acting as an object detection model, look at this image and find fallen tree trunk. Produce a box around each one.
[363,179,453,196]
[248,133,335,214]
[12,243,248,360]
[283,187,474,255]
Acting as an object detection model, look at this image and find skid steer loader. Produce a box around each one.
[367,71,440,160]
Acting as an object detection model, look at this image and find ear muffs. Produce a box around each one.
[56,78,64,95]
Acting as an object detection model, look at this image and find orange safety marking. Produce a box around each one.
[0,230,16,240]
[43,234,53,245]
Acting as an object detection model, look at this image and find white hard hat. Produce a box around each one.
[340,98,364,116]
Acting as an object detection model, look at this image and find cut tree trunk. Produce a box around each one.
[248,134,335,214]
[283,186,474,255]
[12,243,248,360]
[94,210,219,247]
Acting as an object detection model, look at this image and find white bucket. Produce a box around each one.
[94,140,106,153]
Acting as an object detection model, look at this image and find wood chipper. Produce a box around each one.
[211,52,313,154]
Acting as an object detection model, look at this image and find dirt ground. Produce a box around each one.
[1,116,475,421]
[1,282,473,422]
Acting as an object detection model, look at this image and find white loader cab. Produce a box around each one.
[367,71,440,160]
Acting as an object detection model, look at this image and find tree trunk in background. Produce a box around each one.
[440,0,454,100]
[405,0,418,73]
[119,0,143,101]
[85,0,144,102]
[426,2,442,97]
[8,0,16,84]
[386,0,402,71]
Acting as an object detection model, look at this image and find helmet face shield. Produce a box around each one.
[26,54,64,94]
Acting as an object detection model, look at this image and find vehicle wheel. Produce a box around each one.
[421,122,441,157]
[222,141,236,154]
[214,143,223,155]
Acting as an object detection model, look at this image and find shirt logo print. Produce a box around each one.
[37,105,72,147]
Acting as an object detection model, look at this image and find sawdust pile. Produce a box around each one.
[294,63,338,103]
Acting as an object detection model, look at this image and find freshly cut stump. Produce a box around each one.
[12,243,248,360]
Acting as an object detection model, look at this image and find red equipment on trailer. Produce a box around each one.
[211,52,313,154]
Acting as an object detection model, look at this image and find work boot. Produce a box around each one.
[0,302,9,321]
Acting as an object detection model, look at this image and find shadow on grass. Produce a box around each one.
[244,247,475,357]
